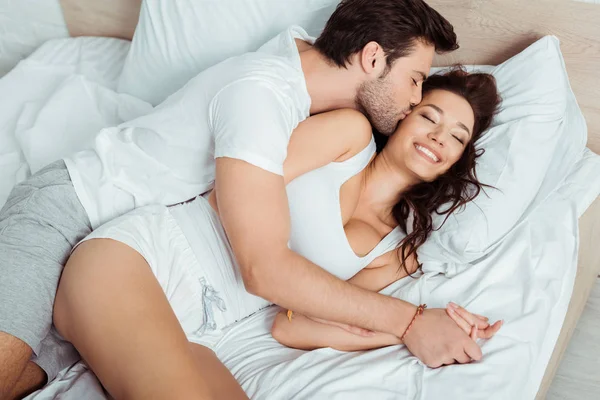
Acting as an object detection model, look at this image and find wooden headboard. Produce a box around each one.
[60,0,142,40]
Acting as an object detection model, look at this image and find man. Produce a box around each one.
[0,0,477,398]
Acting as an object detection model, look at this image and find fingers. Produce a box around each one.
[454,351,472,364]
[446,307,472,335]
[448,305,504,341]
[448,303,489,329]
[473,313,489,322]
[442,358,457,367]
[478,320,504,339]
[433,352,473,368]
[470,325,478,341]
[452,320,503,367]
[463,337,483,361]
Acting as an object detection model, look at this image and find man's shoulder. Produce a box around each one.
[178,52,303,105]
[209,61,309,116]
[223,53,303,85]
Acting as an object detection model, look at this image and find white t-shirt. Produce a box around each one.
[64,26,312,229]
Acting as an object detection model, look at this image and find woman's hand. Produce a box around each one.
[445,302,503,340]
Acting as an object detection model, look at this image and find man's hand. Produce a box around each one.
[402,308,483,368]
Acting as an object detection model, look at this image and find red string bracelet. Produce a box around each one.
[401,304,427,342]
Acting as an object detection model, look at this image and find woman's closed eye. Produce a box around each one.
[421,113,435,123]
[452,134,464,144]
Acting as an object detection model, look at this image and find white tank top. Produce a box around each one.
[286,137,404,280]
[164,138,404,324]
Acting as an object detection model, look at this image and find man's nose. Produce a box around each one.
[410,86,423,107]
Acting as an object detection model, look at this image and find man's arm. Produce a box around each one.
[215,157,415,337]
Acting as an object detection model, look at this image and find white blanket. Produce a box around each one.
[0,36,143,207]
[4,38,599,399]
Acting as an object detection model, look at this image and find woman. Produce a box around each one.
[53,68,501,399]
[272,68,503,351]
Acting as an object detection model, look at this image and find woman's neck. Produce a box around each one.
[357,153,418,227]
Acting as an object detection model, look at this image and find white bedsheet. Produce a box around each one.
[7,36,600,400]
[0,36,146,207]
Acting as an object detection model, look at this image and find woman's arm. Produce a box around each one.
[271,254,413,352]
[271,308,401,351]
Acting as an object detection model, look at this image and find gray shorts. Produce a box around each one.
[0,160,91,381]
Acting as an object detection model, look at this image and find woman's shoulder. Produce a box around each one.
[333,110,374,163]
[284,109,373,184]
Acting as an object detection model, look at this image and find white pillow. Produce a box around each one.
[418,36,587,268]
[118,0,340,105]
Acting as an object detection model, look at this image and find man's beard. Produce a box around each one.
[356,74,404,136]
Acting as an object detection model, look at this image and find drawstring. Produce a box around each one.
[193,277,227,336]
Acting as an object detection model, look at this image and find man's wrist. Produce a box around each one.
[389,299,419,338]
[400,304,427,342]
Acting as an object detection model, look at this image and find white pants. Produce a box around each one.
[80,195,271,349]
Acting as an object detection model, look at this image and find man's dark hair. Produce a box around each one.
[314,0,459,68]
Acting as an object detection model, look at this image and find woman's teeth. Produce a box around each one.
[415,144,440,162]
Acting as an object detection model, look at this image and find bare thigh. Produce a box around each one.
[189,343,248,399]
[53,239,247,400]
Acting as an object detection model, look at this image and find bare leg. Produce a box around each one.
[9,361,46,400]
[53,239,246,399]
[189,343,249,400]
[0,333,32,400]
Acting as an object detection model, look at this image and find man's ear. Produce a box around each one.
[359,41,386,77]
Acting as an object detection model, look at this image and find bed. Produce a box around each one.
[3,0,599,398]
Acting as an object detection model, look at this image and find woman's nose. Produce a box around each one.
[428,130,444,147]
